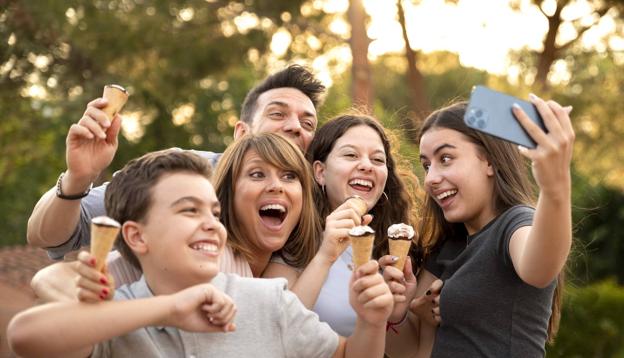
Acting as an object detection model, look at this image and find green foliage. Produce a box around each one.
[547,280,624,357]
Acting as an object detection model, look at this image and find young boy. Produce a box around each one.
[8,149,393,357]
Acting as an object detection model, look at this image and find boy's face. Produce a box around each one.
[139,172,226,288]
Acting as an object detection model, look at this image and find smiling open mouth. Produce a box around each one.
[259,204,287,226]
[349,179,373,193]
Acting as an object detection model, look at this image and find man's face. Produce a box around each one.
[236,87,317,153]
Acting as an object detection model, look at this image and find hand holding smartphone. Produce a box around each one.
[464,86,546,149]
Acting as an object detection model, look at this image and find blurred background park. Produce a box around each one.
[1,0,623,355]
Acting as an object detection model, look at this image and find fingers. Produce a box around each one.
[75,251,113,302]
[354,260,379,278]
[427,279,444,295]
[361,214,373,226]
[512,102,550,147]
[202,291,237,332]
[378,254,399,269]
[403,257,416,282]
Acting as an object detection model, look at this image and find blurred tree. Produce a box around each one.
[0,0,322,246]
[348,0,373,112]
[509,0,624,90]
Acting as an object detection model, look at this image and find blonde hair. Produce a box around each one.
[212,133,322,269]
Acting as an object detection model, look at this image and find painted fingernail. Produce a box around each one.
[100,277,108,285]
[391,256,399,262]
[512,103,521,110]
[425,290,431,296]
[101,288,109,296]
[89,258,96,266]
[99,293,106,300]
[529,93,538,101]
[564,106,573,113]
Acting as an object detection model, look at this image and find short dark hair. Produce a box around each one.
[239,64,325,124]
[104,149,212,271]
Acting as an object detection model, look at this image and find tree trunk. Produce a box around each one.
[396,0,430,132]
[535,1,564,90]
[348,0,374,113]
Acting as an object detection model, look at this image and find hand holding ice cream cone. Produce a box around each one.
[387,223,414,271]
[102,84,128,120]
[90,216,120,272]
[344,195,368,218]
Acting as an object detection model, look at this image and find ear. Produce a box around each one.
[121,221,148,256]
[313,160,326,186]
[234,121,250,139]
[486,161,495,177]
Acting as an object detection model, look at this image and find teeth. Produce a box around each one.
[349,179,373,188]
[190,242,219,252]
[260,204,286,212]
[436,190,457,200]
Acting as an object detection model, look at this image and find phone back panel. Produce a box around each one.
[464,86,545,149]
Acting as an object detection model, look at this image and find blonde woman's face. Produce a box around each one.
[233,149,303,257]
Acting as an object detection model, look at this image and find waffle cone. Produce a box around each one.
[102,84,128,120]
[90,223,120,272]
[345,196,367,217]
[388,239,412,271]
[350,234,374,268]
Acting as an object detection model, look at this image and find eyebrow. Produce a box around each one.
[338,144,385,155]
[170,196,220,210]
[419,143,457,160]
[266,101,316,119]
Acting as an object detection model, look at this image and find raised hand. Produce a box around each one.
[75,251,115,302]
[349,260,394,327]
[164,283,236,333]
[318,200,373,264]
[409,279,443,326]
[65,98,123,188]
[379,255,417,322]
[513,95,575,197]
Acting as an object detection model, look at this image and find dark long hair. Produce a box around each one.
[418,101,563,342]
[308,113,423,265]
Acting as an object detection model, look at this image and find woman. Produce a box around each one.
[264,113,422,336]
[31,133,321,301]
[389,97,573,356]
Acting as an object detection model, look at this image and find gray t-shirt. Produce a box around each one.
[431,205,556,358]
[47,150,221,260]
[92,273,339,358]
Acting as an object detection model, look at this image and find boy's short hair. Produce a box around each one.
[239,64,325,124]
[104,149,212,271]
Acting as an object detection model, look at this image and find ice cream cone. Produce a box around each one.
[349,225,375,268]
[345,195,368,217]
[102,84,128,120]
[90,216,121,272]
[387,223,414,271]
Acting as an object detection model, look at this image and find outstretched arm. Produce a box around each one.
[27,98,121,249]
[510,97,574,288]
[8,283,236,358]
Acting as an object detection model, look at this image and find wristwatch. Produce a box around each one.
[55,172,92,200]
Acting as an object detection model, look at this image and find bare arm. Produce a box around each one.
[8,283,236,358]
[335,260,393,358]
[27,98,121,248]
[509,98,574,288]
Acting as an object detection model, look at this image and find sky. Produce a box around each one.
[280,0,623,85]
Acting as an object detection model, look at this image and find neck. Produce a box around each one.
[248,252,271,278]
[142,263,215,296]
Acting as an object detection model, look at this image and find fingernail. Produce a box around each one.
[425,290,431,296]
[529,93,538,101]
[100,277,108,285]
[101,288,109,296]
[564,106,573,114]
[90,258,96,266]
[391,256,399,262]
[102,120,111,128]
[99,293,106,300]
[512,103,521,110]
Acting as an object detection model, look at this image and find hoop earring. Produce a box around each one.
[381,191,389,202]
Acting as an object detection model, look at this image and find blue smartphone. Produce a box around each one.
[464,86,546,149]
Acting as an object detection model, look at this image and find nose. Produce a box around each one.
[201,212,219,231]
[282,115,302,136]
[266,175,284,193]
[357,156,374,173]
[424,165,442,189]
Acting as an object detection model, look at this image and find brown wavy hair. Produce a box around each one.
[307,113,424,266]
[212,133,322,270]
[417,101,563,342]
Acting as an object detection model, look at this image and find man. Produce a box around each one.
[10,149,393,358]
[27,64,325,259]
